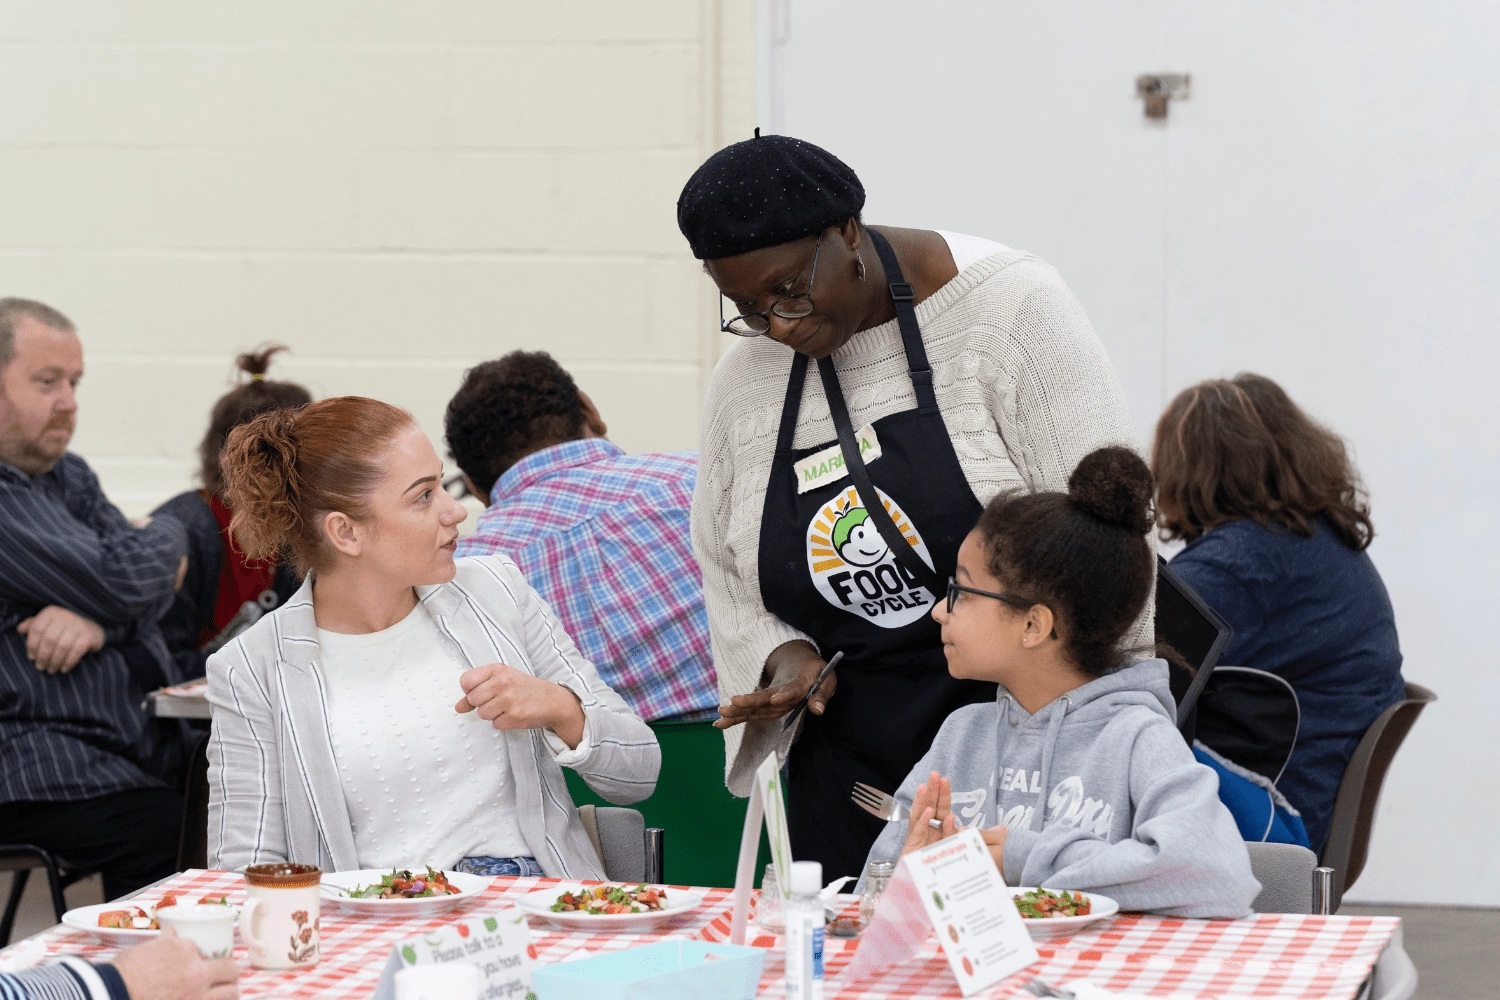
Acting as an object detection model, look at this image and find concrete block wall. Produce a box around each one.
[0,1,755,516]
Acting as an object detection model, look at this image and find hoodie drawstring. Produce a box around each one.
[1022,696,1072,832]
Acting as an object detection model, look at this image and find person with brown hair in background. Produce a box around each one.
[152,346,312,679]
[1152,373,1405,854]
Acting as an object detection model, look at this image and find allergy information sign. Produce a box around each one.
[905,827,1038,996]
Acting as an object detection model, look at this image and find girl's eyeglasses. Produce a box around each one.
[945,577,1058,639]
[945,577,1030,615]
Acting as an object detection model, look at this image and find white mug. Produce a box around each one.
[157,903,235,959]
[240,863,321,969]
[394,964,482,1000]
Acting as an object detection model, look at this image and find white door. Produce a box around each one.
[766,0,1500,905]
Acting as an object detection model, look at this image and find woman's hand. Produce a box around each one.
[714,640,837,730]
[455,663,586,749]
[980,824,1010,881]
[900,772,957,856]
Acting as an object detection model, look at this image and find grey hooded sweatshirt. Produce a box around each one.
[863,659,1260,918]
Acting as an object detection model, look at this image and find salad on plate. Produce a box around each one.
[1012,888,1092,919]
[551,884,668,915]
[344,867,463,900]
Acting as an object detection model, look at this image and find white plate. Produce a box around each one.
[1011,887,1119,936]
[514,883,704,931]
[61,900,239,944]
[319,869,488,916]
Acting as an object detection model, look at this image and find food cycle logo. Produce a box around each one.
[806,485,935,629]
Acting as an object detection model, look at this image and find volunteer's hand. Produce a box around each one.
[16,605,105,674]
[714,640,837,729]
[455,662,586,748]
[901,772,957,855]
[980,824,1010,881]
[112,926,240,1000]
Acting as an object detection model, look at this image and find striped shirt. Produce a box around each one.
[0,454,189,804]
[0,956,126,1000]
[456,439,717,722]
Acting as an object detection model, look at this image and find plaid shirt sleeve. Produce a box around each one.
[457,446,716,722]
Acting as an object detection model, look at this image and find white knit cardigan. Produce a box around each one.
[691,247,1153,796]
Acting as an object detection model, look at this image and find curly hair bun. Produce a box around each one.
[220,407,303,562]
[1067,446,1155,534]
[235,343,289,379]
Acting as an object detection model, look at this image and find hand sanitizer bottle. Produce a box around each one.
[783,860,825,1000]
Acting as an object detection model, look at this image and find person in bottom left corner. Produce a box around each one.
[0,929,238,1000]
[205,396,660,879]
[0,298,193,900]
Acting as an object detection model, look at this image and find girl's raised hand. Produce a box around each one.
[900,772,957,856]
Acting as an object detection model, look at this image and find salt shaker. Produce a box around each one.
[756,862,785,931]
[859,859,896,928]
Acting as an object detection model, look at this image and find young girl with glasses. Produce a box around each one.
[860,447,1260,917]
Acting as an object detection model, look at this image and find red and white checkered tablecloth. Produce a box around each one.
[1,870,1399,999]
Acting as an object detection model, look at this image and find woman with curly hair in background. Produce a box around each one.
[1153,373,1405,854]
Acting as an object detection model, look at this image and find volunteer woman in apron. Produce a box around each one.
[680,133,1145,880]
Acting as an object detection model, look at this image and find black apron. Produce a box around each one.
[756,230,996,880]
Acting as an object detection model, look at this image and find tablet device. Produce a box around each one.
[1154,555,1233,733]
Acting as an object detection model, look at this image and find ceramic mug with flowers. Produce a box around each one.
[242,862,321,969]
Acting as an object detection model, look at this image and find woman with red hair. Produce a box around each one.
[205,396,659,878]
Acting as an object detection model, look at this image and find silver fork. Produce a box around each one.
[851,781,903,822]
[1024,979,1076,999]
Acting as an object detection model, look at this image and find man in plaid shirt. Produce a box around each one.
[447,351,716,722]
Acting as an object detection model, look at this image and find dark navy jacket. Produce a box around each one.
[1169,517,1405,853]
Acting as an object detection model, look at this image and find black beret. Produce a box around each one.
[676,133,865,260]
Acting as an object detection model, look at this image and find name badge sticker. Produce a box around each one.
[794,424,882,493]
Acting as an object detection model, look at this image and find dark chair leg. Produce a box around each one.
[1,869,31,947]
[43,864,69,922]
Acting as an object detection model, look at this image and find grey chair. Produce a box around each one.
[1245,842,1318,914]
[1320,682,1436,911]
[576,805,665,883]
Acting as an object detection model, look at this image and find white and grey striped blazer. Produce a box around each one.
[205,554,661,878]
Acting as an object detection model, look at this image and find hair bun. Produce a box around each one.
[1067,446,1155,534]
[236,343,289,380]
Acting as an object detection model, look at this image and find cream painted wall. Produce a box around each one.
[0,1,754,517]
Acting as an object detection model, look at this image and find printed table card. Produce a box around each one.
[730,752,795,944]
[904,827,1038,995]
[756,752,795,901]
[372,908,536,1000]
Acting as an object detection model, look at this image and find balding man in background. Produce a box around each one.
[0,298,191,899]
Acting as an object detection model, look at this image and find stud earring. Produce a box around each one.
[855,254,867,280]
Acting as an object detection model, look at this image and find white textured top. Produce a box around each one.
[318,602,583,868]
[691,236,1152,795]
[937,230,1011,271]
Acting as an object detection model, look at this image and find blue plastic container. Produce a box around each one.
[531,941,765,1000]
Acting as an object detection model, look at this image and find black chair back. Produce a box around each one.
[177,733,212,871]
